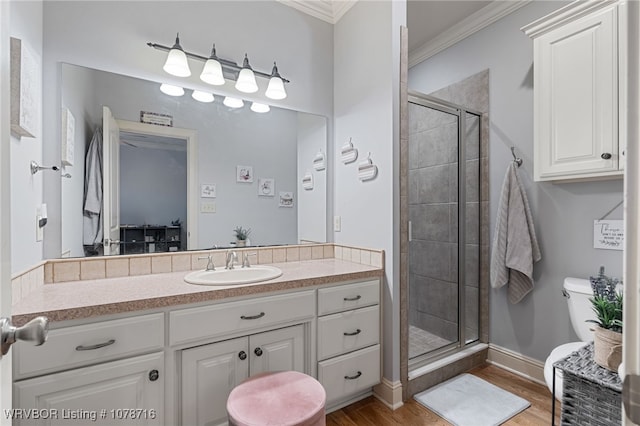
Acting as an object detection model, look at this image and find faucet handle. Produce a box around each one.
[242,252,258,268]
[198,255,215,271]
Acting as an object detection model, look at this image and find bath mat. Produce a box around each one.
[414,373,530,425]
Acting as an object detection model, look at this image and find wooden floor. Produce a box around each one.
[327,364,560,425]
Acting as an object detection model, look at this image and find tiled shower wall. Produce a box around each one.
[408,70,489,347]
[408,104,460,342]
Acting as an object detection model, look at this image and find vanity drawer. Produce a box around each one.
[318,279,379,316]
[317,305,379,360]
[170,290,315,346]
[317,344,380,405]
[14,313,165,379]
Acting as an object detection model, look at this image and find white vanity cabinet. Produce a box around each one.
[316,279,381,407]
[180,325,305,426]
[13,314,166,425]
[523,0,627,182]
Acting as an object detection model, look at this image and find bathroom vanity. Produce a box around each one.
[11,252,382,425]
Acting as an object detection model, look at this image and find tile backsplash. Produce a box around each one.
[10,244,383,299]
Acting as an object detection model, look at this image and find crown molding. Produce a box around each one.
[277,0,357,24]
[409,0,533,68]
[277,0,335,24]
[521,0,618,38]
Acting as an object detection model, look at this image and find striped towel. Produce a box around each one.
[490,163,541,303]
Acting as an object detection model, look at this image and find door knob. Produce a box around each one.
[254,347,263,357]
[601,153,612,159]
[0,316,49,356]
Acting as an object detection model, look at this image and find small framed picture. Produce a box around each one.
[236,165,253,183]
[258,178,275,196]
[201,183,216,198]
[279,191,294,208]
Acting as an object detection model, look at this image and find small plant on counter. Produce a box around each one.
[233,226,251,241]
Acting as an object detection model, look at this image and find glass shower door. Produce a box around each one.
[407,96,481,362]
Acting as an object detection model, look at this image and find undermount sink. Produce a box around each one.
[184,265,283,286]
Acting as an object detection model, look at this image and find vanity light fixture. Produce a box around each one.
[148,36,289,99]
[250,102,270,113]
[162,33,191,77]
[200,44,225,86]
[160,83,185,97]
[265,63,287,100]
[235,54,259,93]
[223,96,244,108]
[192,90,214,103]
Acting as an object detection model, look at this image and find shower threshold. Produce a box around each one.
[408,342,488,381]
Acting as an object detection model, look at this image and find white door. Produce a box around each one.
[181,338,249,426]
[14,352,164,425]
[102,107,121,255]
[249,325,305,375]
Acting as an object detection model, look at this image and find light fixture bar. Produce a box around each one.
[147,42,290,83]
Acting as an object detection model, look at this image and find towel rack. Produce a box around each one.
[511,147,523,167]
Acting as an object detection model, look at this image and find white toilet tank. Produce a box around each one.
[564,277,595,341]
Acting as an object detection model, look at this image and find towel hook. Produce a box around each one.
[511,147,523,167]
[30,161,59,175]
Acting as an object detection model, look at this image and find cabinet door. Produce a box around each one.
[181,338,248,426]
[535,5,619,180]
[14,352,164,425]
[249,324,305,375]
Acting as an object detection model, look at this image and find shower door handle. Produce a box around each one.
[408,221,412,242]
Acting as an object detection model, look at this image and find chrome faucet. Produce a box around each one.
[198,254,215,271]
[242,252,258,268]
[225,251,238,269]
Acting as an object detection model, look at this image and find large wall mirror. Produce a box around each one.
[58,63,327,258]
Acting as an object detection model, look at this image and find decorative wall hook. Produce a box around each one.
[358,152,378,181]
[30,161,59,175]
[302,171,314,190]
[341,138,358,164]
[313,149,326,171]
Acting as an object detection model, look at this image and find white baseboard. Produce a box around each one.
[487,344,545,385]
[373,378,404,410]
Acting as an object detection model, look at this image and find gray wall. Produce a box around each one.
[119,145,187,228]
[60,63,95,257]
[409,1,624,362]
[297,113,327,243]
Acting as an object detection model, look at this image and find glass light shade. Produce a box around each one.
[250,102,270,113]
[265,76,287,100]
[235,68,258,93]
[192,90,214,103]
[160,84,185,97]
[223,96,244,108]
[200,58,225,85]
[163,49,191,77]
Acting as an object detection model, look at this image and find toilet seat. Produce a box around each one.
[544,341,589,399]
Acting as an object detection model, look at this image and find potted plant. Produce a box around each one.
[233,226,251,247]
[587,266,623,371]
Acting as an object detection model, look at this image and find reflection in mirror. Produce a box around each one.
[59,64,327,258]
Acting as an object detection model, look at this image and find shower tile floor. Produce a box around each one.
[409,325,453,359]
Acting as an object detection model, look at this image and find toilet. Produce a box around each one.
[543,277,594,399]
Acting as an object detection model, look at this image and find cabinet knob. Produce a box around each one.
[238,351,247,360]
[148,369,160,382]
[601,153,612,159]
[254,347,263,357]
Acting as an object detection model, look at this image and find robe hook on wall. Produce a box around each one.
[511,147,523,167]
[30,161,59,175]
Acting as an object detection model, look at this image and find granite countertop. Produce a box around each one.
[12,259,383,326]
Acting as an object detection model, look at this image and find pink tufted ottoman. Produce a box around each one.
[227,371,326,426]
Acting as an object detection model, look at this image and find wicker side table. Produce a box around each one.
[553,342,622,425]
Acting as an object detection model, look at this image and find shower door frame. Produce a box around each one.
[405,92,483,372]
